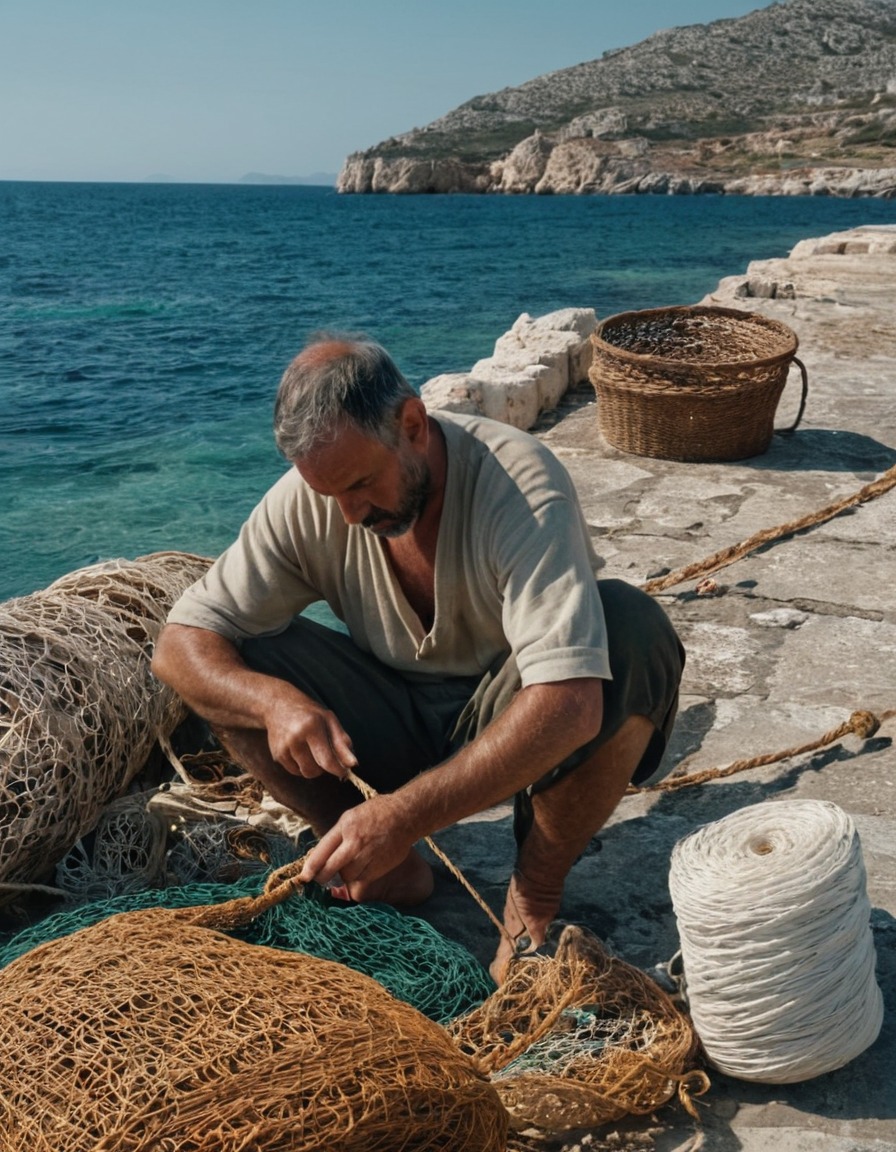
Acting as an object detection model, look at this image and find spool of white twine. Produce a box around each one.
[669,798,883,1083]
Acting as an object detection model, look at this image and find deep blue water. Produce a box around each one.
[2,181,895,600]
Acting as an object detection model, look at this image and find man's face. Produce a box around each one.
[361,442,431,537]
[295,420,431,538]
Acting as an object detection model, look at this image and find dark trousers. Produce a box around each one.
[240,579,684,845]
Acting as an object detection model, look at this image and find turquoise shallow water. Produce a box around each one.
[2,181,895,599]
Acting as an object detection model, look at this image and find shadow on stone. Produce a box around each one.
[748,428,896,473]
[665,700,719,766]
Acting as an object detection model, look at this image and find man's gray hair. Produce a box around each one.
[274,333,416,461]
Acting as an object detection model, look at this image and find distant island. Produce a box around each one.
[142,173,337,186]
[337,0,896,197]
[238,172,337,186]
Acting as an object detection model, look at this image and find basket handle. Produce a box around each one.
[776,355,808,436]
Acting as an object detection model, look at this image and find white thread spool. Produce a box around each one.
[669,798,883,1083]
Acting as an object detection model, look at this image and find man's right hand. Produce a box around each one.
[152,622,357,780]
[263,689,358,780]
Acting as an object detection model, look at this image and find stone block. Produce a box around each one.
[505,311,597,389]
[468,361,543,430]
[513,307,597,338]
[420,373,482,415]
[478,344,568,410]
[746,277,778,299]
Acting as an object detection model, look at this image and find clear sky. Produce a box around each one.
[2,0,779,184]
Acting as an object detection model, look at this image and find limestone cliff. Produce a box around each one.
[337,0,896,197]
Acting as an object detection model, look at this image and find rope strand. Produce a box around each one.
[633,709,885,795]
[346,769,514,947]
[641,461,896,595]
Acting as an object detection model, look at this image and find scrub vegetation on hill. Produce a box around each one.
[338,0,896,195]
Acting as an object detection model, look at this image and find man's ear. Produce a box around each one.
[399,396,429,446]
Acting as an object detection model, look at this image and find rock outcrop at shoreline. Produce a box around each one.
[337,149,896,198]
[338,0,896,198]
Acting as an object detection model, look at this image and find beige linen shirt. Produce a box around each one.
[167,412,611,687]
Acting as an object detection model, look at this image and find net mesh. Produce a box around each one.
[0,552,211,897]
[53,790,171,899]
[0,551,708,1144]
[451,924,708,1134]
[0,872,496,1024]
[0,866,707,1146]
[0,882,508,1152]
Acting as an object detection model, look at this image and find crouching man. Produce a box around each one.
[152,333,684,980]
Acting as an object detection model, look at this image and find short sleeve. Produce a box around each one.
[166,470,321,641]
[491,462,611,687]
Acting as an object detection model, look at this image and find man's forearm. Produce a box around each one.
[297,676,604,893]
[152,623,358,779]
[390,677,604,841]
[152,622,282,730]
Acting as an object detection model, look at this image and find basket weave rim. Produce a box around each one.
[592,305,799,369]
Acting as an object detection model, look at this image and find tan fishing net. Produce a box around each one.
[0,866,509,1152]
[0,551,211,897]
[0,862,707,1150]
[452,923,708,1135]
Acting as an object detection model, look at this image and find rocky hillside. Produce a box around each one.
[337,0,896,196]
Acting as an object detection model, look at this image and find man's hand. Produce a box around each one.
[299,794,434,906]
[299,793,411,889]
[264,693,357,780]
[152,622,358,780]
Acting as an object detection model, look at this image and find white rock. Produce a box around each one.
[482,340,568,408]
[508,309,597,387]
[749,608,810,630]
[467,362,544,430]
[420,373,481,415]
[496,132,554,193]
[420,306,598,426]
[514,307,598,339]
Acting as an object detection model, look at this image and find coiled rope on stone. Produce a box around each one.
[668,798,883,1084]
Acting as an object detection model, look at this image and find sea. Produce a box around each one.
[3,181,896,602]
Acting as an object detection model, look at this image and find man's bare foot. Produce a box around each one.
[489,868,562,983]
[327,847,434,907]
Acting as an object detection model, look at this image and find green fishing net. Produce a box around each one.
[0,873,494,1023]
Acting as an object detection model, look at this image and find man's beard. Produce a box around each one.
[362,450,432,538]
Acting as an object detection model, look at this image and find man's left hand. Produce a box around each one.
[298,795,433,906]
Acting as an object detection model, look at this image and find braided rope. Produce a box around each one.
[641,461,896,595]
[634,709,889,795]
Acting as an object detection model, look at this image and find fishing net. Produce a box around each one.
[163,816,280,885]
[52,786,292,899]
[0,548,708,1144]
[0,551,211,897]
[0,866,509,1152]
[53,789,171,899]
[0,862,706,1148]
[451,924,709,1134]
[0,871,495,1024]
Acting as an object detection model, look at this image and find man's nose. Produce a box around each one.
[336,493,368,525]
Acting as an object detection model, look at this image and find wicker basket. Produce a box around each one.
[589,305,808,462]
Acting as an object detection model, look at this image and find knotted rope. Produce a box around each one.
[668,798,883,1083]
[633,708,889,795]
